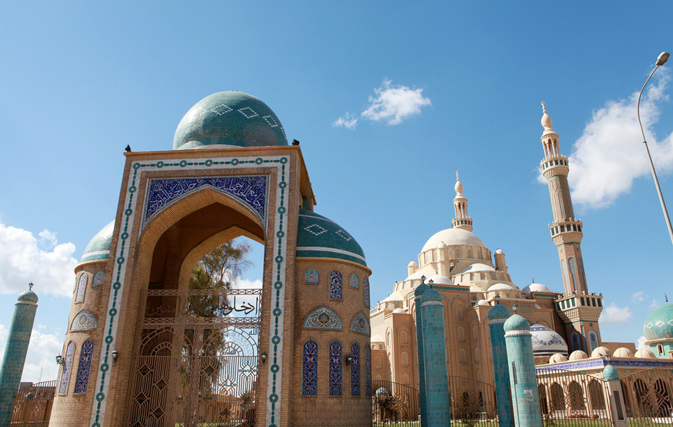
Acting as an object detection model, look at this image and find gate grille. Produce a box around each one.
[10,380,56,427]
[621,368,673,426]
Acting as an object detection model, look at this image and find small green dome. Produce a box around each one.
[420,287,442,303]
[81,221,115,264]
[488,304,511,320]
[644,303,673,341]
[414,282,429,297]
[603,364,619,381]
[18,284,38,303]
[173,91,288,150]
[504,314,530,332]
[296,209,366,267]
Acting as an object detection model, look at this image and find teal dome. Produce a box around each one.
[488,304,511,320]
[81,221,115,264]
[414,282,429,297]
[603,364,619,381]
[296,209,366,267]
[504,314,530,332]
[644,303,673,341]
[421,288,442,303]
[18,285,38,304]
[173,91,288,150]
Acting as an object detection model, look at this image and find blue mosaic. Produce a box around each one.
[74,340,94,393]
[302,340,318,395]
[364,277,370,307]
[365,346,372,396]
[350,273,359,288]
[71,310,97,331]
[305,268,319,284]
[93,271,105,286]
[589,331,598,352]
[571,332,581,351]
[304,307,342,330]
[144,176,268,227]
[59,341,75,394]
[329,341,342,396]
[351,343,360,396]
[75,273,87,303]
[329,270,342,300]
[350,313,370,335]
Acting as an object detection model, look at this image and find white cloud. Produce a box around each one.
[637,335,648,349]
[564,70,673,209]
[599,303,632,325]
[334,79,431,129]
[0,222,78,296]
[650,299,662,310]
[632,291,646,302]
[0,326,62,383]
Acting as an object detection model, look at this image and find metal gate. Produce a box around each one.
[371,380,420,426]
[124,287,262,427]
[447,376,497,425]
[10,380,56,426]
[536,368,610,426]
[621,368,673,426]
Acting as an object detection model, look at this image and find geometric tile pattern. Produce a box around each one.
[302,340,318,395]
[75,273,87,303]
[59,341,75,394]
[351,343,360,396]
[70,310,97,331]
[74,340,94,393]
[364,277,370,308]
[304,268,319,284]
[93,271,105,286]
[365,345,372,397]
[350,313,370,335]
[329,270,342,300]
[304,307,342,330]
[329,341,342,396]
[349,273,359,289]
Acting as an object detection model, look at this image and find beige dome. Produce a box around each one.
[549,353,568,363]
[422,228,486,252]
[591,346,610,359]
[612,347,634,358]
[635,347,656,359]
[569,350,588,361]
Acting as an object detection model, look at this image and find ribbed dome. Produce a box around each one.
[173,91,287,150]
[522,283,552,294]
[421,228,485,252]
[81,221,115,264]
[591,346,610,359]
[296,209,366,267]
[530,324,568,356]
[569,350,588,361]
[643,303,673,341]
[549,353,568,363]
[635,347,655,359]
[612,347,634,358]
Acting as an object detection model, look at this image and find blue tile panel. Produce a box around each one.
[350,313,370,335]
[304,307,342,330]
[350,274,359,288]
[504,320,543,427]
[93,271,105,286]
[59,341,75,394]
[364,277,370,307]
[71,310,97,331]
[420,296,451,427]
[302,340,318,395]
[488,317,514,427]
[75,273,87,303]
[329,270,343,300]
[365,346,372,396]
[0,297,38,426]
[329,341,343,396]
[304,268,319,284]
[351,343,360,396]
[74,340,94,393]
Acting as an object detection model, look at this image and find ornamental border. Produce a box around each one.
[89,155,290,427]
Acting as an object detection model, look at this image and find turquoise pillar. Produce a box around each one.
[504,314,542,427]
[602,363,627,427]
[0,284,38,426]
[488,303,514,427]
[414,281,429,427]
[419,287,450,427]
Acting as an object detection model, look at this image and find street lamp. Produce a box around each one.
[637,51,673,247]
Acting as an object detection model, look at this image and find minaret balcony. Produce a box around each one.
[452,217,473,228]
[549,219,583,237]
[554,294,603,323]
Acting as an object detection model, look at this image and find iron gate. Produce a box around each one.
[372,380,420,426]
[9,380,56,427]
[124,287,262,427]
[621,368,673,426]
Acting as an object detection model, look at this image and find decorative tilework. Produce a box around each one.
[350,313,370,335]
[589,331,599,352]
[143,176,268,228]
[74,340,94,393]
[329,341,342,396]
[329,270,342,300]
[365,346,372,397]
[364,277,370,307]
[92,271,105,286]
[71,310,97,331]
[571,332,581,351]
[349,273,359,288]
[59,341,75,394]
[302,340,318,395]
[351,343,360,396]
[75,274,87,303]
[304,307,342,330]
[304,268,319,284]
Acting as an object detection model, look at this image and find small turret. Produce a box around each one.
[452,171,473,232]
[494,249,508,274]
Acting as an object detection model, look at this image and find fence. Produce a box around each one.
[620,368,673,426]
[10,380,56,427]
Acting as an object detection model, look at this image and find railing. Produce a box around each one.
[10,380,57,426]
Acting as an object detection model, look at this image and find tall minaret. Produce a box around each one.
[452,171,473,231]
[539,102,602,353]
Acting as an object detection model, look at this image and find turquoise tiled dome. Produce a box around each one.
[504,314,530,332]
[81,221,115,264]
[603,364,619,381]
[296,209,366,267]
[420,287,442,303]
[18,287,38,303]
[487,304,511,320]
[173,91,288,150]
[644,303,673,341]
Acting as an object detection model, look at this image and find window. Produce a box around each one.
[351,343,360,396]
[74,340,94,393]
[302,340,318,395]
[59,341,75,394]
[365,346,372,396]
[329,341,342,396]
[329,270,342,299]
[75,273,87,303]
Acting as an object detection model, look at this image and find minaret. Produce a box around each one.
[539,103,603,352]
[452,172,473,231]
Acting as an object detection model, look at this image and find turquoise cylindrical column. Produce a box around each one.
[414,280,429,427]
[488,303,514,427]
[420,287,450,427]
[0,284,38,426]
[504,314,542,427]
[602,363,627,427]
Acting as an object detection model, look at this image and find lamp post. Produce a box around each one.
[637,51,673,246]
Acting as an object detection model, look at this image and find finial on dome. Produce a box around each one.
[454,171,463,195]
[541,101,553,130]
[541,101,547,114]
[666,292,669,303]
[28,282,34,290]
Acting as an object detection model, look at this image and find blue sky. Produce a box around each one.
[2,2,673,382]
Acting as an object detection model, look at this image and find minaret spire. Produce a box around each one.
[452,171,473,231]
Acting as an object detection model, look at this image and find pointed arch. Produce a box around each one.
[75,273,87,303]
[74,340,94,393]
[59,341,76,394]
[329,340,342,396]
[304,307,342,330]
[302,340,318,395]
[71,310,97,331]
[351,342,360,396]
[350,312,370,335]
[329,270,342,299]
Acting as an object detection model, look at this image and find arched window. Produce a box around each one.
[472,324,479,341]
[59,341,75,394]
[588,380,606,410]
[75,273,87,303]
[305,268,319,284]
[349,273,359,288]
[456,305,464,319]
[457,327,465,342]
[364,277,370,307]
[365,346,372,396]
[302,340,318,395]
[589,331,599,352]
[401,352,409,367]
[571,332,581,351]
[402,373,410,385]
[459,349,467,364]
[569,381,586,410]
[551,383,564,410]
[386,330,391,348]
[400,330,408,345]
[375,355,382,368]
[568,258,578,292]
[474,347,480,364]
[351,343,360,396]
[329,341,342,395]
[74,340,94,393]
[561,259,568,290]
[329,270,342,299]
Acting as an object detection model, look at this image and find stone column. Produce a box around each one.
[488,303,513,427]
[0,284,38,426]
[602,363,627,427]
[419,287,450,427]
[414,280,429,427]
[504,314,542,427]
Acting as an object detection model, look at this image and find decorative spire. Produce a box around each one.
[541,101,553,130]
[454,170,463,195]
[28,282,34,290]
[666,292,669,303]
[452,171,473,232]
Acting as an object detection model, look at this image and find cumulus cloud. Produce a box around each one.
[0,326,63,383]
[637,335,648,349]
[632,291,646,302]
[334,79,431,129]
[564,70,673,209]
[599,303,632,325]
[0,222,78,296]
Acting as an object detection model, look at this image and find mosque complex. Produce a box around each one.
[2,90,673,426]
